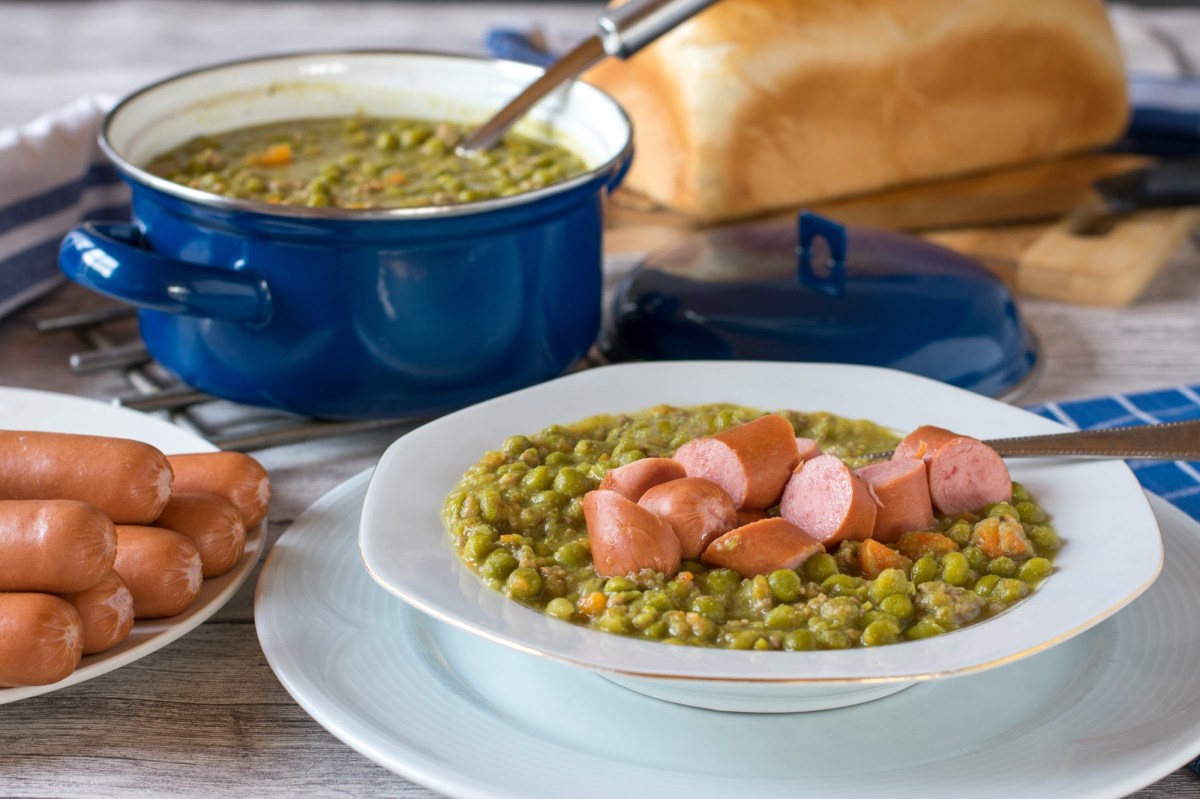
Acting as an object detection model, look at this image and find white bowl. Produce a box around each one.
[358,362,1163,712]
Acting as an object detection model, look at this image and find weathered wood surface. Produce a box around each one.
[2,2,1200,797]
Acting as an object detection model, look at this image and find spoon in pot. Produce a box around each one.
[456,0,722,157]
[861,419,1200,462]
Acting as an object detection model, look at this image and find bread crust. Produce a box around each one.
[585,0,1129,222]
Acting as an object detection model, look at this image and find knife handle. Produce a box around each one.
[1094,156,1200,212]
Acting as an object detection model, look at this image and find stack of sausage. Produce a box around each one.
[584,416,1012,581]
[0,430,270,689]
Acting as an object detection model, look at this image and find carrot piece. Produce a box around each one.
[577,592,607,617]
[382,171,408,186]
[859,539,913,579]
[971,516,1035,559]
[896,531,959,561]
[247,143,292,167]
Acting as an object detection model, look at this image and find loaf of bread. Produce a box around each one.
[585,0,1129,222]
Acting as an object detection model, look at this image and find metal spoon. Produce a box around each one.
[457,0,722,157]
[864,419,1200,462]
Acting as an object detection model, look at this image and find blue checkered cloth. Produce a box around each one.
[1023,386,1200,777]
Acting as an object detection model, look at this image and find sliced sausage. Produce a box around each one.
[0,430,172,524]
[795,437,823,463]
[154,493,247,578]
[167,452,271,528]
[113,525,203,619]
[59,571,135,655]
[637,477,737,560]
[598,458,687,502]
[779,454,878,547]
[855,458,936,543]
[583,489,681,579]
[735,508,770,526]
[672,414,799,510]
[0,593,84,688]
[701,517,824,578]
[893,425,1012,515]
[0,499,116,593]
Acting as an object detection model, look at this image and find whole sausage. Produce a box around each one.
[583,489,681,579]
[154,493,246,578]
[113,525,203,619]
[0,430,172,524]
[0,499,116,593]
[167,452,271,528]
[637,477,737,560]
[701,517,825,579]
[855,458,936,543]
[0,593,84,688]
[779,454,878,547]
[893,425,1012,515]
[598,458,687,502]
[59,571,135,655]
[672,414,800,510]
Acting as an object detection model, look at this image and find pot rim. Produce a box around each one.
[99,48,635,222]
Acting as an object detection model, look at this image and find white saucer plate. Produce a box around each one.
[0,386,265,704]
[358,362,1163,710]
[258,469,1200,799]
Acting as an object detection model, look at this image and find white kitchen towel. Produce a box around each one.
[0,93,128,319]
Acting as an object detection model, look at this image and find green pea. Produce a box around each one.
[821,574,860,597]
[604,576,637,593]
[992,577,1030,604]
[1014,501,1046,524]
[768,569,803,602]
[783,630,816,651]
[868,568,909,604]
[973,574,1001,596]
[905,618,947,640]
[595,608,631,634]
[816,629,852,649]
[803,552,839,583]
[911,556,939,585]
[986,501,1020,520]
[642,620,669,640]
[505,567,542,600]
[700,568,742,596]
[944,520,973,547]
[1018,557,1053,583]
[554,539,591,569]
[1028,524,1061,552]
[545,597,574,619]
[479,549,518,581]
[962,545,987,571]
[552,467,590,498]
[1011,482,1031,502]
[765,604,801,629]
[399,126,431,148]
[530,490,565,509]
[476,488,501,523]
[463,532,494,562]
[522,465,554,491]
[544,451,572,467]
[862,618,901,647]
[940,552,971,586]
[987,556,1017,577]
[728,630,760,650]
[690,595,727,623]
[642,590,674,612]
[878,593,914,619]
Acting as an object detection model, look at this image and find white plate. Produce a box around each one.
[259,468,1200,799]
[358,362,1163,709]
[0,386,265,704]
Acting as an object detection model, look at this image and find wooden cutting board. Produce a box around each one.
[603,153,1200,307]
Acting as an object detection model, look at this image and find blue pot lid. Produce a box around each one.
[599,212,1040,400]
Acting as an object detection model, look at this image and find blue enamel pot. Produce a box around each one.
[59,51,633,420]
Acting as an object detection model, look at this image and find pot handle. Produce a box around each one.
[58,222,272,325]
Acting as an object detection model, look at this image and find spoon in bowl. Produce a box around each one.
[456,0,722,157]
[862,419,1200,462]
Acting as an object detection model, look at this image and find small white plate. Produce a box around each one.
[259,469,1200,799]
[0,386,265,704]
[358,362,1163,710]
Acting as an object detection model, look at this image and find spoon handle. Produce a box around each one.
[458,0,722,156]
[983,420,1200,460]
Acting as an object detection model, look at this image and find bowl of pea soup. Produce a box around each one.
[359,361,1166,712]
[58,50,633,420]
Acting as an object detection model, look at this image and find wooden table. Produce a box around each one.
[3,2,1200,796]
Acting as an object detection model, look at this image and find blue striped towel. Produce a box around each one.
[0,94,130,319]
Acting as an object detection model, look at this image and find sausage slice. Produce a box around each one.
[701,518,824,578]
[855,458,936,543]
[598,458,687,502]
[637,477,737,560]
[894,425,1012,515]
[583,490,681,579]
[779,454,878,546]
[672,414,799,510]
[795,437,823,463]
